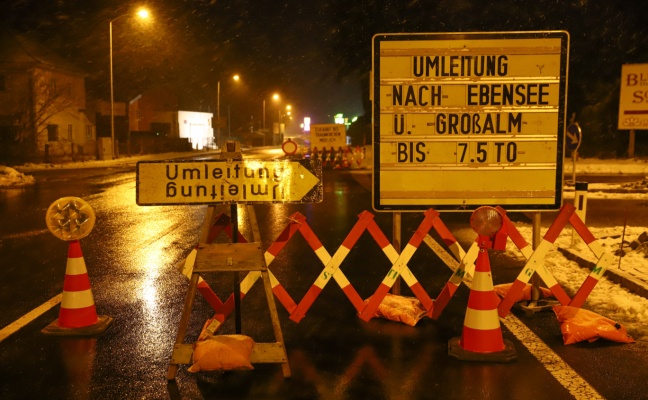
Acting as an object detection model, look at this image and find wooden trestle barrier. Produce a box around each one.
[166,143,291,380]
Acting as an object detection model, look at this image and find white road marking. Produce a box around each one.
[0,293,62,342]
[502,314,605,400]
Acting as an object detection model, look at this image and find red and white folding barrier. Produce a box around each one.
[430,240,479,320]
[497,206,571,306]
[498,204,576,317]
[366,219,434,312]
[568,211,615,307]
[359,209,441,321]
[289,212,373,322]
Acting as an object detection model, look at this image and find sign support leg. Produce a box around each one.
[392,212,401,295]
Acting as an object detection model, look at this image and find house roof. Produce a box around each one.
[0,27,85,76]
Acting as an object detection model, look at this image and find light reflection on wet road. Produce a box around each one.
[0,161,646,399]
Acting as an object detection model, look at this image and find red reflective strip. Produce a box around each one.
[342,285,365,313]
[67,240,83,259]
[359,284,391,322]
[409,282,433,312]
[432,218,458,247]
[466,290,500,311]
[295,217,325,251]
[544,204,575,242]
[503,215,529,249]
[197,280,224,311]
[548,283,571,305]
[431,283,458,320]
[569,276,598,308]
[408,209,439,248]
[497,279,527,317]
[460,326,505,353]
[367,220,391,249]
[474,250,490,273]
[290,286,322,323]
[272,285,297,314]
[266,213,304,255]
[569,213,597,244]
[63,273,91,292]
[340,212,373,249]
[58,305,98,328]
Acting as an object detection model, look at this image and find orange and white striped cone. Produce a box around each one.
[42,240,113,336]
[448,246,516,362]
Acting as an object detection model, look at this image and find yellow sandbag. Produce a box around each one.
[188,334,255,372]
[493,283,553,302]
[552,306,635,345]
[365,293,427,326]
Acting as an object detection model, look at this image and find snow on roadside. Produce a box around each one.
[506,224,648,341]
[0,166,36,187]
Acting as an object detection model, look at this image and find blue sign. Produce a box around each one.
[566,123,582,151]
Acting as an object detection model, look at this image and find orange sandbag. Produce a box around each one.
[552,306,635,345]
[188,334,255,372]
[365,293,427,326]
[493,283,553,302]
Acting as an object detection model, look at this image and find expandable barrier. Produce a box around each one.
[309,146,368,169]
[498,203,615,317]
[177,205,613,328]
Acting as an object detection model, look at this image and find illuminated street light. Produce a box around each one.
[216,74,241,148]
[110,7,151,158]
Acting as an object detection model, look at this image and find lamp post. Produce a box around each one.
[110,7,150,159]
[216,74,240,148]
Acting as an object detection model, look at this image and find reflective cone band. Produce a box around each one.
[459,248,505,353]
[58,240,99,328]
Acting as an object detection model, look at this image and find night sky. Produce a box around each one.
[3,0,648,146]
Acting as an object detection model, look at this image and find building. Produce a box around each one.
[0,29,95,163]
[129,90,213,151]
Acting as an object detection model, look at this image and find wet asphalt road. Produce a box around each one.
[0,158,647,400]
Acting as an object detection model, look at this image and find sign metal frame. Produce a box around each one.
[372,31,570,212]
[136,158,322,206]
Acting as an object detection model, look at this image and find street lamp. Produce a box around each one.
[110,7,150,159]
[216,74,240,148]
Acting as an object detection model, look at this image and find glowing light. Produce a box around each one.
[470,206,503,237]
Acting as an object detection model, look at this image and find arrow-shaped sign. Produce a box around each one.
[136,159,322,205]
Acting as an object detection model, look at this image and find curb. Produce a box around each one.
[557,247,648,299]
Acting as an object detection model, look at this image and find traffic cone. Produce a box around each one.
[42,240,112,335]
[448,247,516,362]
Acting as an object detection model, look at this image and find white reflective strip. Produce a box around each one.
[179,249,197,278]
[520,245,533,259]
[592,252,614,277]
[588,240,604,259]
[61,289,94,309]
[65,257,88,275]
[333,269,351,287]
[448,241,465,261]
[517,240,554,283]
[382,246,399,262]
[264,251,275,265]
[381,243,417,285]
[400,267,419,286]
[471,271,494,291]
[313,247,350,288]
[314,246,332,264]
[463,308,500,330]
[240,272,261,293]
[535,264,559,287]
[502,315,604,399]
[268,270,280,287]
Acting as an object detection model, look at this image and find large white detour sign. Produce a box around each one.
[372,31,569,211]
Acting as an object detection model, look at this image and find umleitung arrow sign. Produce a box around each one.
[136,159,322,205]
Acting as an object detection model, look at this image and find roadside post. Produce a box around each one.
[136,141,322,380]
[371,31,570,321]
[565,122,582,184]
